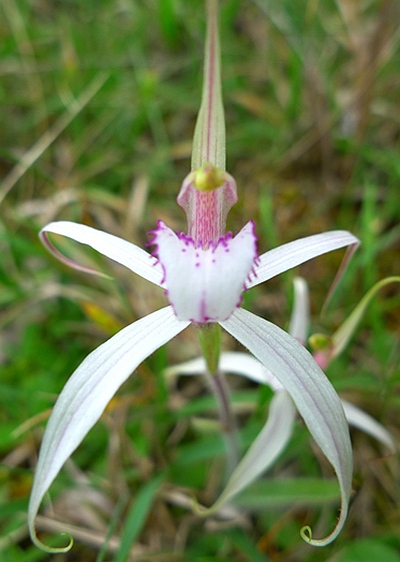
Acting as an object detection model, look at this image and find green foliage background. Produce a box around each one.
[0,1,399,560]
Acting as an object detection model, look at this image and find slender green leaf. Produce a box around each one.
[115,474,164,562]
[233,478,340,509]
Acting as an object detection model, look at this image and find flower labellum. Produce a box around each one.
[150,219,258,322]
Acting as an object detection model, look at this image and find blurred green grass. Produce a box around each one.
[1,0,399,560]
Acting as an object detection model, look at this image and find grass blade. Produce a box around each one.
[115,474,164,562]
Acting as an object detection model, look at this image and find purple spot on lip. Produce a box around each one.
[195,262,200,267]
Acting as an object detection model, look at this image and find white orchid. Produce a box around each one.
[29,0,359,551]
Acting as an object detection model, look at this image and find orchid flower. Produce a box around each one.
[166,277,396,520]
[29,0,359,552]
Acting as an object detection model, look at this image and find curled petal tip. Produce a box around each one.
[300,504,348,546]
[29,524,73,554]
[300,526,313,542]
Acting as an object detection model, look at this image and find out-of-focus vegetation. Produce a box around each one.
[0,1,399,560]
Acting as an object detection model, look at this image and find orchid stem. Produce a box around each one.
[204,369,239,477]
[199,324,239,477]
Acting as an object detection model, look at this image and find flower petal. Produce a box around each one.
[40,221,164,286]
[342,400,396,452]
[289,277,310,344]
[29,306,189,552]
[248,231,359,288]
[220,308,353,546]
[165,352,283,392]
[151,221,258,322]
[203,392,296,513]
[166,355,295,512]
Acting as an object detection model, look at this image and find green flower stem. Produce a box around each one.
[198,322,221,374]
[198,323,239,476]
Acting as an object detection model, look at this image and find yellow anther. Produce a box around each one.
[193,163,225,192]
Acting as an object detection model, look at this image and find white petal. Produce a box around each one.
[218,352,283,391]
[342,400,396,452]
[248,231,359,288]
[289,277,310,344]
[169,354,296,513]
[41,221,164,286]
[164,355,208,377]
[165,351,283,392]
[29,306,189,551]
[151,221,257,322]
[220,308,353,546]
[211,392,296,510]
